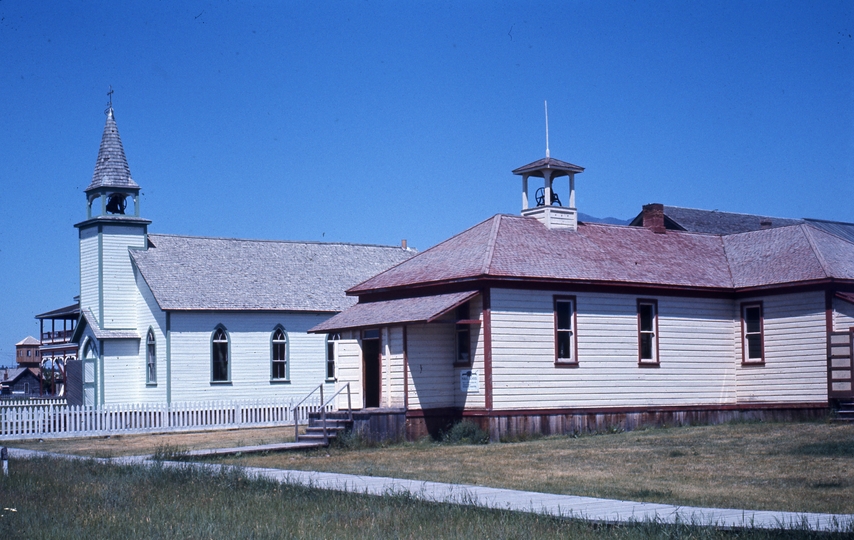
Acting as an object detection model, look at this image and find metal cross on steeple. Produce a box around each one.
[106,85,114,114]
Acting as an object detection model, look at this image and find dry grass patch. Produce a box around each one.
[210,421,854,514]
[3,425,299,457]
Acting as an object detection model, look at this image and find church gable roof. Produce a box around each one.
[85,108,139,192]
[131,234,414,312]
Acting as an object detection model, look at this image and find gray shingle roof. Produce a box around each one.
[16,336,41,346]
[803,219,854,244]
[35,303,80,320]
[85,108,139,192]
[76,309,141,340]
[629,206,803,235]
[131,234,414,312]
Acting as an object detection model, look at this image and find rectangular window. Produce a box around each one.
[554,296,577,364]
[637,299,659,364]
[455,303,471,365]
[326,333,339,380]
[742,302,764,364]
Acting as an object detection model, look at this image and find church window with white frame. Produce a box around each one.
[146,328,157,384]
[271,327,288,380]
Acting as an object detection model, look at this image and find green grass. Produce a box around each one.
[1,457,851,539]
[7,421,854,514]
[209,421,854,514]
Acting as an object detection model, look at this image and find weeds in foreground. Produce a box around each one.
[2,457,852,539]
[441,420,489,445]
[151,444,188,461]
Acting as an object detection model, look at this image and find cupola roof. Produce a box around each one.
[512,156,585,178]
[85,107,139,193]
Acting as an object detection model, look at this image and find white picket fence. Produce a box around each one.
[0,398,329,440]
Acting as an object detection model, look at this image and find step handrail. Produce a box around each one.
[320,382,353,423]
[292,384,323,442]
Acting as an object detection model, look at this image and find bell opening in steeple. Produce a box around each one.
[82,94,143,220]
[106,193,128,215]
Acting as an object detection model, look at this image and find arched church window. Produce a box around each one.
[211,328,230,382]
[146,328,157,384]
[271,328,288,380]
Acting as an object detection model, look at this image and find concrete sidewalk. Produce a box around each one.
[7,447,854,532]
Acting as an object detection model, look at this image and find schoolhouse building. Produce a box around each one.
[66,106,413,407]
[312,154,854,441]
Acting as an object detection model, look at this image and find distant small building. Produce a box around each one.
[36,303,79,397]
[15,336,41,368]
[0,367,41,398]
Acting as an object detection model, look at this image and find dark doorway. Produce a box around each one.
[363,331,381,408]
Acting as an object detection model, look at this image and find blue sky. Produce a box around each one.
[0,1,851,366]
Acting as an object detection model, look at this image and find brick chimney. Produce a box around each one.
[641,203,666,234]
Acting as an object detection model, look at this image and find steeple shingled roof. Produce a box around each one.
[85,107,139,192]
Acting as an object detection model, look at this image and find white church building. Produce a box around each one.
[67,106,412,407]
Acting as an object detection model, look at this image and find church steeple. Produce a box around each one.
[84,102,141,219]
[87,106,139,192]
[75,98,150,344]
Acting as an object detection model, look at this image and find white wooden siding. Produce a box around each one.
[489,288,736,411]
[102,339,143,404]
[833,297,854,332]
[79,228,100,322]
[168,311,333,403]
[130,273,168,404]
[736,291,827,404]
[455,295,486,409]
[336,339,362,409]
[406,323,455,410]
[100,226,146,330]
[384,327,406,408]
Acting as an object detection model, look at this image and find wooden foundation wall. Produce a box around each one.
[349,408,407,443]
[404,405,829,442]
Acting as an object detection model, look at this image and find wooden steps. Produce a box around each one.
[296,413,353,446]
[834,400,854,422]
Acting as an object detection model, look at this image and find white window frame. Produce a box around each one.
[146,328,157,385]
[271,327,289,381]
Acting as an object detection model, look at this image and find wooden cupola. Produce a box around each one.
[513,156,584,231]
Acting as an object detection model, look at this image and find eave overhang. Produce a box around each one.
[309,291,479,333]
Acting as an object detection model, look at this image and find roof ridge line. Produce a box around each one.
[481,215,502,276]
[801,224,832,278]
[666,205,803,221]
[147,232,406,250]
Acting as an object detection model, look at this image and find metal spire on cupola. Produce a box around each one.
[512,101,584,231]
[83,87,142,219]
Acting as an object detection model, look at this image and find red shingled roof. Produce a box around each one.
[349,215,854,295]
